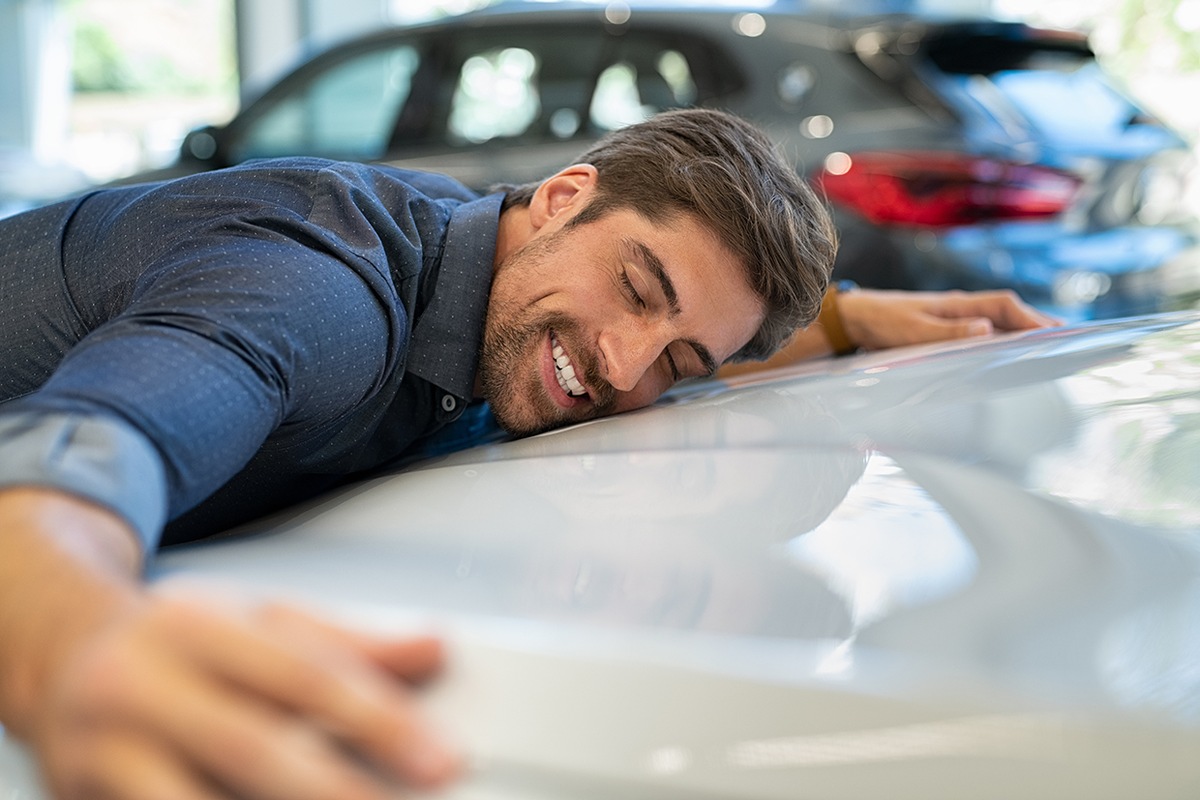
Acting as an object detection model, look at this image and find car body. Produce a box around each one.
[4,311,1200,798]
[101,0,1200,321]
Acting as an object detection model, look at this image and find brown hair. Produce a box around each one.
[499,108,837,361]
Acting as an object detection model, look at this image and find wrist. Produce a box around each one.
[0,489,143,737]
[817,280,859,356]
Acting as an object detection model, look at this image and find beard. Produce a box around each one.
[479,234,616,437]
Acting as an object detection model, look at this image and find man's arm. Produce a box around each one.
[719,287,1058,377]
[0,487,460,800]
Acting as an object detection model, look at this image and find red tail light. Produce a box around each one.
[816,151,1081,227]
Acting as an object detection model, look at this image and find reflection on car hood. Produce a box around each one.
[4,314,1200,798]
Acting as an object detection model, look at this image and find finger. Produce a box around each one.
[87,635,395,800]
[908,314,993,345]
[938,290,1059,330]
[259,603,446,684]
[154,601,459,787]
[167,700,393,800]
[62,728,225,800]
[368,636,446,684]
[977,292,1058,330]
[1010,305,1063,330]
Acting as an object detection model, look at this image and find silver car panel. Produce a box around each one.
[4,314,1200,798]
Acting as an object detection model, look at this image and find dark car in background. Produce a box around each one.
[119,0,1200,320]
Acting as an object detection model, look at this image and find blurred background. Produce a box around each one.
[4,0,1200,320]
[5,0,1198,191]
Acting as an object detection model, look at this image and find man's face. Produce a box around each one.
[480,181,764,437]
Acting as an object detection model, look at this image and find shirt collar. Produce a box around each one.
[405,191,503,401]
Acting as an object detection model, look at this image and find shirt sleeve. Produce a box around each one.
[0,412,167,549]
[0,168,413,551]
[21,239,400,547]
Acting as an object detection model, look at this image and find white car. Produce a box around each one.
[4,313,1200,798]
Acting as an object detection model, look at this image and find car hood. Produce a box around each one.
[5,314,1200,798]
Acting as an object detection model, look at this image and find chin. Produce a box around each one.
[484,376,557,438]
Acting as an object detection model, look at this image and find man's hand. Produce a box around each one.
[718,287,1059,378]
[0,488,460,800]
[838,288,1060,351]
[37,596,457,800]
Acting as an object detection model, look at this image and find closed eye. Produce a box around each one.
[669,341,716,381]
[620,268,647,309]
[663,348,681,382]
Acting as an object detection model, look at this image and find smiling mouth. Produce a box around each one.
[552,334,588,398]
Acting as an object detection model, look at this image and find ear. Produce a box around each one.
[528,164,599,231]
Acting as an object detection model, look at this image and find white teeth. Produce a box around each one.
[551,336,587,397]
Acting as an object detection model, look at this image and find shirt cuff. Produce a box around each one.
[0,412,167,552]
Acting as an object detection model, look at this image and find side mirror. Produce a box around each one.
[180,126,222,164]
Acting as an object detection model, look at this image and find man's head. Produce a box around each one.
[481,108,837,436]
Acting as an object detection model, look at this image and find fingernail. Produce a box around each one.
[967,320,992,336]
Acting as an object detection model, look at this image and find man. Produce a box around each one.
[0,109,1051,800]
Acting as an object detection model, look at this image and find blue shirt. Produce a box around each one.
[0,158,502,550]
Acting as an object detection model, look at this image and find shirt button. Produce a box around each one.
[441,394,457,413]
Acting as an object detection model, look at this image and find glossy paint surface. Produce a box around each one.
[4,314,1200,798]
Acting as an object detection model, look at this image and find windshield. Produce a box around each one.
[928,34,1184,157]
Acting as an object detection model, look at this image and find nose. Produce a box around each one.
[597,320,667,393]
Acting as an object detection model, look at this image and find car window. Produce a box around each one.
[983,62,1173,151]
[234,44,420,161]
[590,48,698,131]
[438,29,706,148]
[928,37,1178,154]
[448,46,542,144]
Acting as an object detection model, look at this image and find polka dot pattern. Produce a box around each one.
[0,159,502,547]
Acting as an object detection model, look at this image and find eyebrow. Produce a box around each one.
[633,240,680,314]
[631,240,718,377]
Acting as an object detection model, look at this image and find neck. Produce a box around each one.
[492,203,533,273]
